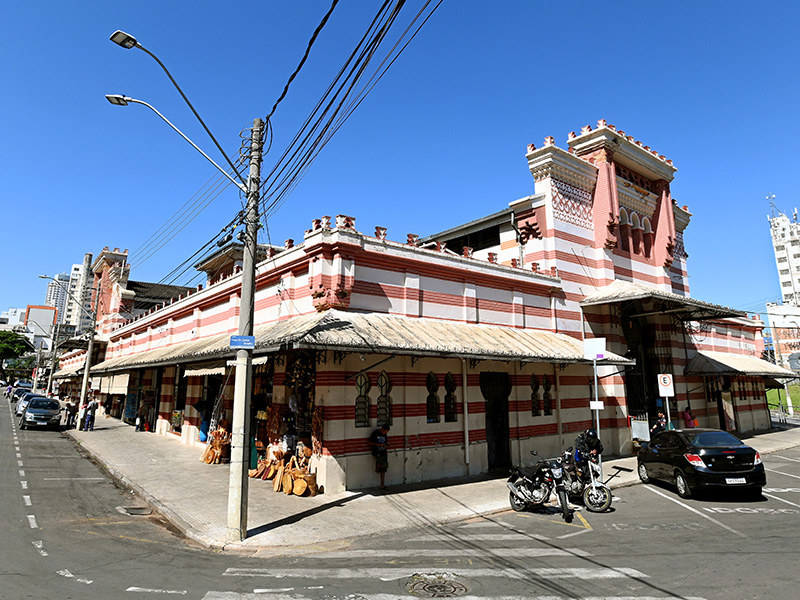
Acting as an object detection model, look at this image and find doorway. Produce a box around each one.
[480,371,512,469]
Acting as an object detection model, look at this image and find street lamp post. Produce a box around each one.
[108,32,262,542]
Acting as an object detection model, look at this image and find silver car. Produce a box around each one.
[20,398,62,430]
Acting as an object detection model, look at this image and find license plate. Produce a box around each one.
[725,477,746,484]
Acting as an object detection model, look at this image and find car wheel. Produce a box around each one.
[675,471,692,499]
[637,462,650,483]
[19,420,26,430]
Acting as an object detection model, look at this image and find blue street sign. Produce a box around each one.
[230,335,255,349]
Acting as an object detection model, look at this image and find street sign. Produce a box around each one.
[584,337,606,360]
[590,400,604,410]
[657,373,675,397]
[229,335,255,349]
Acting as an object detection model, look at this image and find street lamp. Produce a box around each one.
[104,95,247,192]
[39,275,98,408]
[108,32,263,542]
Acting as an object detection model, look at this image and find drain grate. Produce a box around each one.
[116,505,152,516]
[406,573,468,597]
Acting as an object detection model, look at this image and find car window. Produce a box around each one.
[650,432,666,446]
[663,434,680,449]
[685,431,742,448]
[29,399,59,410]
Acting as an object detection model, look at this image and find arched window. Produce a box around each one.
[618,208,630,252]
[642,217,653,258]
[444,372,458,422]
[376,370,392,427]
[354,372,371,427]
[630,212,642,254]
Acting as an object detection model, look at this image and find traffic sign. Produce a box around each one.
[230,335,255,349]
[657,373,675,397]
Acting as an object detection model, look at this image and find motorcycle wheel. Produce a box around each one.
[583,484,612,512]
[558,489,573,523]
[509,490,527,512]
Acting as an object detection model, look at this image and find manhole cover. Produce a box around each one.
[406,573,468,597]
[116,506,152,516]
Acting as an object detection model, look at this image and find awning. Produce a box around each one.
[183,364,227,377]
[252,309,634,365]
[104,372,130,394]
[52,366,83,380]
[581,280,745,321]
[685,350,799,378]
[92,310,632,374]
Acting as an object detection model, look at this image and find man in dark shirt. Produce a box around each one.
[369,425,390,490]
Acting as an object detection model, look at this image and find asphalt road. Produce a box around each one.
[6,394,800,599]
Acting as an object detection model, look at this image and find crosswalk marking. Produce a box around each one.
[223,566,648,580]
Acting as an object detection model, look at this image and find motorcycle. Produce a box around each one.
[562,447,613,512]
[507,450,573,523]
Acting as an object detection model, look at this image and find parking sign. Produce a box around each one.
[657,373,674,397]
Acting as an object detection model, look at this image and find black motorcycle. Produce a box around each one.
[562,447,613,512]
[507,450,573,523]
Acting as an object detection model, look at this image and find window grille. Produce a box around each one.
[444,372,457,422]
[426,371,440,423]
[376,370,392,427]
[531,374,541,416]
[355,372,371,427]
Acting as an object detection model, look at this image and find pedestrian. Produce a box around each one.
[650,411,666,436]
[369,424,390,490]
[85,398,99,431]
[682,406,696,429]
[135,403,148,431]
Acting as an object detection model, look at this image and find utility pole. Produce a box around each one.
[78,296,98,408]
[46,322,61,396]
[227,118,263,542]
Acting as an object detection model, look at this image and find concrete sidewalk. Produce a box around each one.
[65,416,800,555]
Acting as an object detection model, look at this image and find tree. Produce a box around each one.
[0,331,34,382]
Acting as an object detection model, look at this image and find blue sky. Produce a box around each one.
[2,1,798,317]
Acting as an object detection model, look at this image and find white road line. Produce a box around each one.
[32,541,48,556]
[126,587,187,594]
[21,481,28,490]
[772,455,800,463]
[253,589,295,593]
[557,528,591,539]
[644,486,745,537]
[42,477,105,481]
[766,468,800,481]
[57,569,93,584]
[407,533,550,542]
[27,515,38,528]
[16,453,21,458]
[308,547,590,558]
[19,469,25,477]
[762,492,800,508]
[23,495,32,506]
[223,567,647,580]
[18,460,23,467]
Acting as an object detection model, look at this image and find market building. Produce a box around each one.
[57,121,793,493]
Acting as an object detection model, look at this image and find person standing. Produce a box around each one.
[369,425,390,490]
[135,403,148,432]
[682,406,696,429]
[85,398,98,431]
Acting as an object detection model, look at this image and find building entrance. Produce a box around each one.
[480,371,511,470]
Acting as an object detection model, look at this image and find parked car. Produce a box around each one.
[10,387,30,402]
[15,393,46,417]
[19,397,62,430]
[637,428,766,499]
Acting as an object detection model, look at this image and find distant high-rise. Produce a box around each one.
[44,273,70,323]
[769,205,800,306]
[64,253,93,333]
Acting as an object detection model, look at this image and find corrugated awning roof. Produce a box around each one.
[581,280,745,321]
[52,366,84,380]
[253,310,633,365]
[685,350,798,378]
[91,310,633,374]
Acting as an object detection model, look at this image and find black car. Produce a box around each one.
[637,428,766,499]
